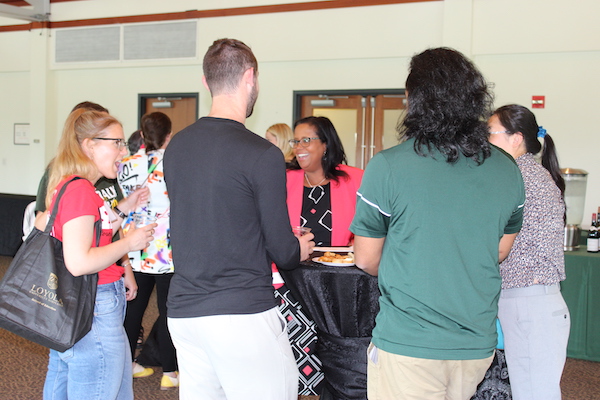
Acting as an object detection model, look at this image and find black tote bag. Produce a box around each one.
[0,177,100,352]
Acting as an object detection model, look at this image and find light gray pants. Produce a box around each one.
[498,284,570,400]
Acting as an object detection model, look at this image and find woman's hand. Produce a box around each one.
[118,187,150,214]
[123,262,138,301]
[63,216,154,276]
[125,223,156,252]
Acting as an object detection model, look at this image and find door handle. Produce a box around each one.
[360,97,367,169]
[369,97,376,159]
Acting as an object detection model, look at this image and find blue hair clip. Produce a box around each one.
[537,126,547,138]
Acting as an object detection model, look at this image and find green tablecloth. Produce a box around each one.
[562,247,600,361]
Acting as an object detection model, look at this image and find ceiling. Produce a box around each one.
[0,0,53,21]
[0,0,58,5]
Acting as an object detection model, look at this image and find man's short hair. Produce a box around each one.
[203,38,258,96]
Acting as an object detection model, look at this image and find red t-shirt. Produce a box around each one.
[49,176,124,285]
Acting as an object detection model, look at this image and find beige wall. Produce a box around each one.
[0,0,598,226]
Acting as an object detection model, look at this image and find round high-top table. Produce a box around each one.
[281,259,379,400]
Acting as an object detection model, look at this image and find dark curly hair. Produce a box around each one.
[400,47,494,164]
[289,116,349,182]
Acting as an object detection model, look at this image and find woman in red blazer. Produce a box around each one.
[274,116,363,396]
[286,116,364,247]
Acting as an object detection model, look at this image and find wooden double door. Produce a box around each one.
[138,93,198,135]
[295,91,406,169]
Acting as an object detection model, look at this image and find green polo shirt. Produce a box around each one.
[351,138,524,360]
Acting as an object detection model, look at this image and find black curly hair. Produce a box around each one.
[400,47,494,164]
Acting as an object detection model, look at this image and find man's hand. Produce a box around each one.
[298,232,315,261]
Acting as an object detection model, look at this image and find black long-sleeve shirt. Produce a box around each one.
[164,117,300,318]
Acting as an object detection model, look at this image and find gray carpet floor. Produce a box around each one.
[0,255,598,399]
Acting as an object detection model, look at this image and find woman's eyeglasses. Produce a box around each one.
[93,137,128,149]
[489,130,509,135]
[288,137,320,148]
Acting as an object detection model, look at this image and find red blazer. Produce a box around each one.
[286,164,364,246]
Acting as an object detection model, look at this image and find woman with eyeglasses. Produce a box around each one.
[487,104,569,400]
[38,108,154,400]
[117,112,179,390]
[272,116,363,396]
[286,116,364,247]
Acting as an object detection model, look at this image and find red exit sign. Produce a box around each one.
[532,96,545,109]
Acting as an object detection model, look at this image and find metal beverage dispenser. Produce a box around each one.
[561,168,588,251]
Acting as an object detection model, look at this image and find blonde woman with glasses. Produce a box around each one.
[38,108,154,400]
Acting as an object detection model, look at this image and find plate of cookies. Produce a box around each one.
[313,251,355,267]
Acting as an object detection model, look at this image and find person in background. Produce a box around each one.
[274,115,363,396]
[163,38,314,400]
[35,102,122,215]
[34,101,142,304]
[286,116,363,247]
[37,108,154,400]
[350,47,526,400]
[488,104,570,400]
[118,112,178,390]
[265,123,295,165]
[127,129,144,156]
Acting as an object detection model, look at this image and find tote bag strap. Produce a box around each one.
[44,176,102,246]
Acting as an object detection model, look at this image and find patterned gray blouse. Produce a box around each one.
[500,153,566,289]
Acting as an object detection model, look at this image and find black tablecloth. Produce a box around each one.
[280,260,380,400]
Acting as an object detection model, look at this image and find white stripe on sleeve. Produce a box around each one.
[357,191,391,217]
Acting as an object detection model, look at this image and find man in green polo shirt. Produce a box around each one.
[350,48,525,400]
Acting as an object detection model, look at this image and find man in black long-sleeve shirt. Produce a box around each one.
[164,38,314,400]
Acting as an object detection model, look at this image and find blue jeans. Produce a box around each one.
[43,279,133,400]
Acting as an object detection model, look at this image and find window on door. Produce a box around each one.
[293,89,406,169]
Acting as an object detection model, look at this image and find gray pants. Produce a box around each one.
[498,284,570,400]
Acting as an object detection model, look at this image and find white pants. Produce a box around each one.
[168,307,298,400]
[498,284,570,400]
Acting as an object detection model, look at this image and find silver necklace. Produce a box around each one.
[305,173,326,188]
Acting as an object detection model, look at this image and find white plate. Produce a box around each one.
[312,257,355,267]
[313,246,353,253]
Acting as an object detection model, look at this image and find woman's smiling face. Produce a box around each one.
[293,123,327,174]
[86,124,128,181]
